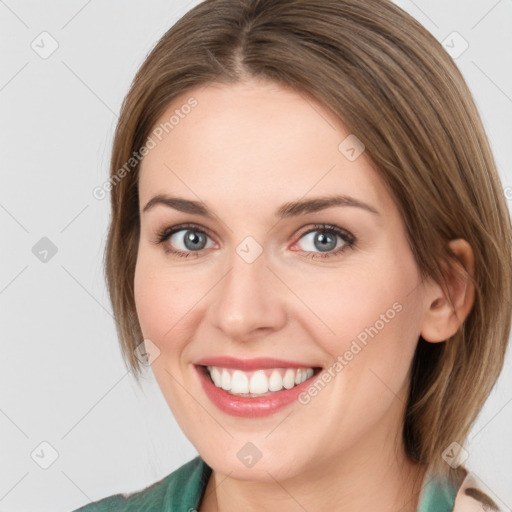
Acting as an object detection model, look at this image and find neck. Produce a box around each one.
[200,438,428,512]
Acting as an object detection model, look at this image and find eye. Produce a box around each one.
[293,224,356,260]
[152,223,215,258]
[152,222,356,260]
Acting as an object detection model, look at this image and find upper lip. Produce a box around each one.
[195,356,322,371]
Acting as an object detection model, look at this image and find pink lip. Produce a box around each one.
[195,356,318,371]
[194,361,322,418]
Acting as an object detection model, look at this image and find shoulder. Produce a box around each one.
[452,470,503,512]
[70,455,210,512]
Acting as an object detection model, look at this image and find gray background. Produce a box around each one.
[0,1,511,511]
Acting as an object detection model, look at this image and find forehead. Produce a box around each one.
[138,80,388,214]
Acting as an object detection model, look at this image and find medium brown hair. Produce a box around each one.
[104,0,512,482]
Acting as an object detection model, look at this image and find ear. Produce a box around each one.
[420,239,476,343]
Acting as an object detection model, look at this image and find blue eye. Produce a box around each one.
[153,222,356,260]
[153,223,214,258]
[294,224,355,260]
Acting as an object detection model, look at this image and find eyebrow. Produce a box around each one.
[142,194,380,218]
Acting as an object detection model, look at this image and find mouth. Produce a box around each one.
[198,365,322,397]
[193,356,324,417]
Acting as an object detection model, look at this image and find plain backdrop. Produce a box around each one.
[0,1,511,511]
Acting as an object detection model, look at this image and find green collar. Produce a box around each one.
[416,469,459,512]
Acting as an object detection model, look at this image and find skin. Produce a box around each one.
[134,79,475,512]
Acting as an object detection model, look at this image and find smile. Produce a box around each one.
[194,357,323,417]
[205,366,316,396]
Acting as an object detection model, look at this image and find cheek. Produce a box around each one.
[133,253,219,365]
[292,270,403,333]
[292,267,422,433]
[133,258,192,344]
[289,256,422,367]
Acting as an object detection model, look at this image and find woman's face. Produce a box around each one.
[134,79,432,481]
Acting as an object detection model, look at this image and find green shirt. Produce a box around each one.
[72,455,458,512]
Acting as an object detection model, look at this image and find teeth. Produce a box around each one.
[283,368,296,389]
[221,369,231,391]
[249,370,268,394]
[206,366,315,396]
[210,367,222,387]
[268,369,283,392]
[231,370,249,393]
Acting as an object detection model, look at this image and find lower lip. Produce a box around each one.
[195,365,320,418]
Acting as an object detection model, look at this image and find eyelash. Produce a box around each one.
[152,222,356,260]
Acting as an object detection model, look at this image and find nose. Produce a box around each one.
[206,248,288,341]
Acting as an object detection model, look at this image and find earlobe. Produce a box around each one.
[420,239,475,343]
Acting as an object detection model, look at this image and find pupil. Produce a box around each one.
[316,232,336,252]
[185,231,206,250]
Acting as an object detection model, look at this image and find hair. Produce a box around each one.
[104,0,512,484]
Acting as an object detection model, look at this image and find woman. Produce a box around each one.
[74,0,511,510]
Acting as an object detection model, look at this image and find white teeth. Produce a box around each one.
[283,368,296,389]
[206,366,316,396]
[249,370,268,394]
[268,369,283,392]
[231,370,249,394]
[221,369,231,391]
[210,367,221,387]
